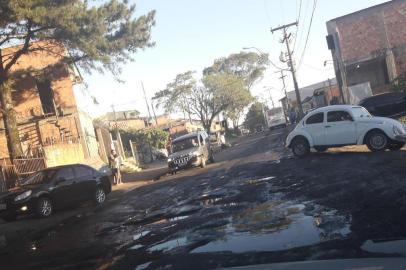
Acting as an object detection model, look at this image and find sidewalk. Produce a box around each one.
[123,161,168,182]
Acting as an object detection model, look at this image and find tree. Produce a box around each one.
[203,51,269,91]
[154,72,248,133]
[203,51,268,130]
[244,102,266,132]
[0,0,155,160]
[225,89,253,131]
[121,128,168,150]
[153,71,195,122]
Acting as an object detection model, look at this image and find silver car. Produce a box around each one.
[168,131,214,172]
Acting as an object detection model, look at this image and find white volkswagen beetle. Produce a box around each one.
[285,105,406,157]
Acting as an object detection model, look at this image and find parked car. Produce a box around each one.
[285,105,406,157]
[168,131,214,173]
[358,92,406,117]
[0,164,111,221]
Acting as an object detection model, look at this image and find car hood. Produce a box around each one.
[169,147,199,159]
[0,185,36,200]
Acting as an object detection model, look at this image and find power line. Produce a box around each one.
[295,0,311,54]
[297,0,317,71]
[293,0,302,52]
[263,0,272,25]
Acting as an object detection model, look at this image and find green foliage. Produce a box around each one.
[244,102,266,132]
[0,0,156,74]
[392,73,406,93]
[203,51,269,90]
[203,51,267,129]
[153,71,195,115]
[154,71,249,132]
[0,0,155,159]
[121,128,169,150]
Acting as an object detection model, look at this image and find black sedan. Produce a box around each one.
[0,164,111,221]
[358,92,406,117]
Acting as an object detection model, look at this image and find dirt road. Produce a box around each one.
[2,128,406,269]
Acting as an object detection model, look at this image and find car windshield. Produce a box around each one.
[20,170,57,186]
[172,137,199,153]
[352,107,372,118]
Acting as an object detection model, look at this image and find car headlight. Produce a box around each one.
[167,158,172,162]
[14,190,32,202]
[393,125,405,136]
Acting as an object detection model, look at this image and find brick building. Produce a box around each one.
[326,0,406,102]
[0,41,98,165]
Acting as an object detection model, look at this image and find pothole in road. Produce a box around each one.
[190,201,351,254]
[147,236,188,252]
[244,176,276,185]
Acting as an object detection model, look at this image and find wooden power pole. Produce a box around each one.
[271,22,304,119]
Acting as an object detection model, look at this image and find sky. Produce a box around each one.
[83,0,389,118]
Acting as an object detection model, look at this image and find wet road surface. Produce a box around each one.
[2,128,406,269]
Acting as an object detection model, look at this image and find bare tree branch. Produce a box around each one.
[4,20,33,71]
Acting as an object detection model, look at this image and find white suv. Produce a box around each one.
[285,105,406,157]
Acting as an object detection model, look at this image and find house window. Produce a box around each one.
[36,79,56,116]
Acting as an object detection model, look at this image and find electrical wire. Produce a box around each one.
[297,0,318,71]
[295,0,311,54]
[292,0,302,53]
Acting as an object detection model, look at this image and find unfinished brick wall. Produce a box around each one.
[0,41,81,158]
[330,0,406,74]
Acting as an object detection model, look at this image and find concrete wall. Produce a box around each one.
[77,110,99,158]
[43,143,85,168]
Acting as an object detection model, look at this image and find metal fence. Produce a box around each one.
[0,158,46,192]
[13,158,46,177]
[0,165,19,192]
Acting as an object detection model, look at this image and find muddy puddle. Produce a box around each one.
[191,201,350,253]
[148,237,188,252]
[128,174,351,257]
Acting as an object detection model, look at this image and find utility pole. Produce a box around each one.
[151,99,158,126]
[279,70,289,123]
[271,22,304,119]
[279,70,288,108]
[141,81,153,126]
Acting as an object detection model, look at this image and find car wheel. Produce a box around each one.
[95,187,106,205]
[366,130,388,152]
[314,146,328,152]
[2,213,17,222]
[291,137,310,158]
[200,158,206,168]
[387,141,405,151]
[36,197,53,218]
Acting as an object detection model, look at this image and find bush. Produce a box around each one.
[120,128,169,152]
